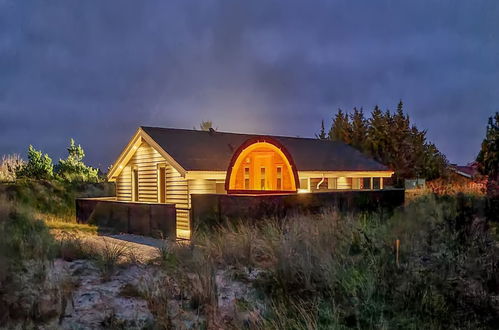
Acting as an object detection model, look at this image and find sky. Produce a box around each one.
[1,0,498,169]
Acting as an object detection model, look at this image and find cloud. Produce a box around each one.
[0,0,498,167]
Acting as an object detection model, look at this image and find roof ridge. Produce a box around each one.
[140,125,338,143]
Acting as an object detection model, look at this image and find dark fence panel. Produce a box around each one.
[76,198,176,239]
[191,189,405,230]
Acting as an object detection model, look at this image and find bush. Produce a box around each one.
[0,180,115,221]
[16,145,54,180]
[0,154,25,182]
[55,139,100,183]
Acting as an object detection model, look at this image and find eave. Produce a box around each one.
[107,127,187,182]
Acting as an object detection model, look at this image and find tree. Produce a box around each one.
[56,139,99,182]
[367,105,388,162]
[476,112,499,181]
[16,145,54,180]
[326,101,448,185]
[350,107,368,151]
[199,121,214,131]
[316,119,328,140]
[329,109,352,143]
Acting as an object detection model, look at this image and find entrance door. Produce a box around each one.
[253,153,273,190]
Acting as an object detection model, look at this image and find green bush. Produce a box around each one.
[16,145,54,180]
[0,180,115,221]
[55,139,100,183]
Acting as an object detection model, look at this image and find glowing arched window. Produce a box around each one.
[226,140,298,193]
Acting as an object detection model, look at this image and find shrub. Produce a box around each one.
[16,145,54,180]
[175,195,499,329]
[0,154,25,182]
[93,238,130,281]
[0,200,57,323]
[55,139,100,183]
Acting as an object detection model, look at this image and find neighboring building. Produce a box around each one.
[105,127,394,238]
[450,162,481,180]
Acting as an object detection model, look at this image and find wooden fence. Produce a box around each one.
[191,189,405,231]
[76,198,177,239]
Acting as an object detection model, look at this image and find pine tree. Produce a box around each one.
[367,105,386,161]
[56,139,99,182]
[477,112,499,181]
[329,109,352,144]
[326,101,448,185]
[316,119,328,140]
[350,107,368,151]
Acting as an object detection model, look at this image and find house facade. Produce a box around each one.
[107,126,394,238]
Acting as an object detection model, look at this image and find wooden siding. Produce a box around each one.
[166,165,189,231]
[115,141,191,236]
[116,166,132,200]
[188,179,217,195]
[336,177,353,190]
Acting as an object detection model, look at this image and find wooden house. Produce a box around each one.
[105,126,394,239]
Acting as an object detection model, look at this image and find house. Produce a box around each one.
[450,162,481,180]
[105,126,394,238]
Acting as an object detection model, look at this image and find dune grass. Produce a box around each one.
[161,194,499,329]
[45,219,98,234]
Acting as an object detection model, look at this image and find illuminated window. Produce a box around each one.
[244,166,250,189]
[260,167,266,190]
[157,165,166,203]
[132,168,139,201]
[373,177,381,189]
[276,166,282,190]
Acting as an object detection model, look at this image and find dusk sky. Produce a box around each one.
[1,0,498,169]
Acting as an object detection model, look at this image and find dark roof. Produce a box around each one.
[141,126,389,172]
[451,164,479,179]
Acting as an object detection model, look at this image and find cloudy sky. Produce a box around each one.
[1,0,498,169]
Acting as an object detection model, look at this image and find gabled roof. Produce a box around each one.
[139,126,389,172]
[450,163,480,179]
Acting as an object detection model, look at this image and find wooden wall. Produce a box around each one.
[114,141,224,238]
[115,142,191,235]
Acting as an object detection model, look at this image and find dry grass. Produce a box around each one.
[93,238,131,280]
[159,195,499,329]
[0,154,25,182]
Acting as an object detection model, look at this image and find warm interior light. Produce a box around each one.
[228,141,297,192]
[177,229,191,240]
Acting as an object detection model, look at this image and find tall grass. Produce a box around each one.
[165,194,499,329]
[0,199,57,324]
[0,180,114,222]
[0,154,25,183]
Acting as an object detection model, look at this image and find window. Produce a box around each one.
[260,167,266,190]
[244,166,250,189]
[373,177,381,189]
[362,177,372,190]
[132,168,139,201]
[328,177,337,190]
[276,166,282,190]
[157,165,166,203]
